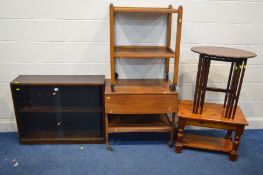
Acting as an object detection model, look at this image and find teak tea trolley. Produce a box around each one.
[105,79,178,150]
[109,4,183,92]
[105,4,183,150]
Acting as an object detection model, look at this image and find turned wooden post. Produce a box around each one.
[105,113,109,144]
[230,126,244,161]
[225,129,233,140]
[169,113,176,147]
[176,119,185,153]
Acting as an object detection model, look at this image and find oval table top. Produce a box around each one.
[191,46,256,59]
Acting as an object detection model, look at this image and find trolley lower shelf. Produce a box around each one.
[108,114,171,133]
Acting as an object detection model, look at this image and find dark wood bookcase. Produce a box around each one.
[10,75,105,144]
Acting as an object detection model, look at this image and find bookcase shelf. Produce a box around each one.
[113,7,178,13]
[20,106,102,113]
[114,46,175,58]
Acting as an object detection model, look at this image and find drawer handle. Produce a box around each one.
[106,96,111,100]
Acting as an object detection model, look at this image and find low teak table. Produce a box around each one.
[176,100,248,161]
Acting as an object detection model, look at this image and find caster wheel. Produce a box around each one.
[175,145,182,153]
[115,72,119,80]
[111,84,115,92]
[106,144,113,151]
[168,142,173,147]
[169,84,176,92]
[165,73,169,80]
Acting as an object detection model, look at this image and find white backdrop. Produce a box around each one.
[0,0,262,131]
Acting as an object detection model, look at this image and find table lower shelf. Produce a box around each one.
[108,114,171,133]
[182,134,233,153]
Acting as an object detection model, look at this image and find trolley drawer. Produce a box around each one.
[105,94,178,114]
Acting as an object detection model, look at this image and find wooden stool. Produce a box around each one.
[191,46,256,118]
[176,100,248,161]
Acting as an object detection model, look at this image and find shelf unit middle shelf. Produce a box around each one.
[114,46,175,58]
[19,106,102,113]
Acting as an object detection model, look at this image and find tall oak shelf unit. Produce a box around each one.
[109,4,183,92]
[105,4,183,150]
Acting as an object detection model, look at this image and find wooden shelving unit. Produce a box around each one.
[11,75,105,144]
[109,4,183,92]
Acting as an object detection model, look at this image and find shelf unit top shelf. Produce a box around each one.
[113,6,178,13]
[11,75,105,86]
[114,46,175,58]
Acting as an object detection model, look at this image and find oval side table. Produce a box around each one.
[191,46,256,118]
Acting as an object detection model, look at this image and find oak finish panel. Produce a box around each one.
[105,94,177,114]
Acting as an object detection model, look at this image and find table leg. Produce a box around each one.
[229,126,244,161]
[225,129,233,140]
[228,61,242,118]
[165,58,170,80]
[200,58,211,114]
[105,113,109,144]
[193,55,204,113]
[224,62,234,108]
[169,113,176,147]
[195,56,206,114]
[225,62,239,118]
[232,60,247,118]
[176,119,185,153]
